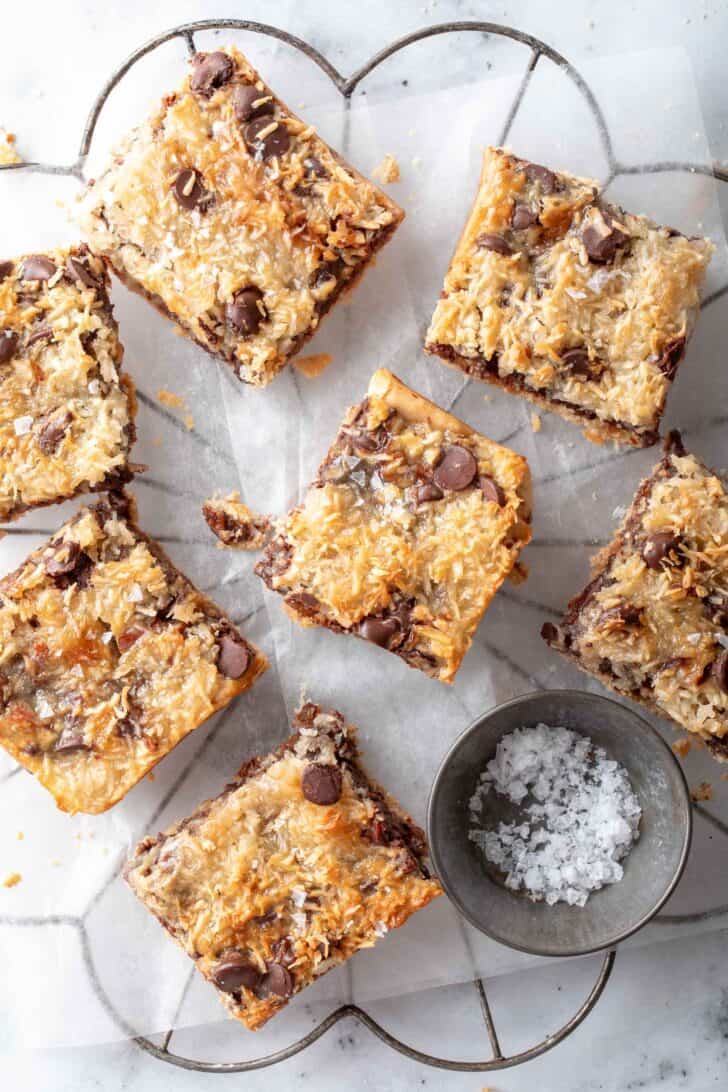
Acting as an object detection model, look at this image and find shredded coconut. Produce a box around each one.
[469,724,641,907]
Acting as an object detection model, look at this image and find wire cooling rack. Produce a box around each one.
[2,17,728,1075]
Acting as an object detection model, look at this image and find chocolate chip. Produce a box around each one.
[36,410,72,454]
[657,337,685,380]
[0,330,19,365]
[581,208,630,263]
[26,325,54,349]
[713,651,728,693]
[479,475,506,506]
[642,531,683,570]
[232,84,274,124]
[257,962,293,999]
[20,255,57,282]
[541,622,558,643]
[66,255,101,290]
[286,592,320,619]
[475,233,513,256]
[216,634,251,679]
[302,763,342,806]
[359,617,400,647]
[225,286,266,335]
[54,724,88,753]
[511,203,538,229]
[244,116,290,160]
[433,445,478,491]
[117,626,145,653]
[173,168,210,211]
[415,482,444,504]
[45,540,81,577]
[0,261,14,282]
[212,953,262,995]
[525,162,557,193]
[664,430,686,458]
[190,51,234,97]
[271,936,296,966]
[560,347,592,377]
[304,156,328,179]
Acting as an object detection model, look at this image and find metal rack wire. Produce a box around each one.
[2,17,728,1074]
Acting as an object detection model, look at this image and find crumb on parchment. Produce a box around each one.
[294,352,333,379]
[372,153,401,184]
[157,388,185,409]
[3,872,22,888]
[203,493,271,550]
[691,781,713,802]
[531,412,542,433]
[672,738,692,758]
[0,129,21,165]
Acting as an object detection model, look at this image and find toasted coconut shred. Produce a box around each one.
[469,724,641,907]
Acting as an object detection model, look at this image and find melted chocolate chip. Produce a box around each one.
[26,325,54,349]
[232,84,274,124]
[479,475,506,506]
[304,156,328,179]
[212,952,262,995]
[66,255,101,290]
[45,540,81,577]
[581,208,630,263]
[54,724,88,753]
[433,445,478,491]
[216,634,251,679]
[0,330,19,366]
[225,286,266,336]
[359,617,400,647]
[541,622,558,643]
[173,168,210,211]
[713,651,728,693]
[511,203,538,229]
[244,116,290,160]
[117,626,145,653]
[525,162,557,193]
[190,52,234,97]
[664,430,686,457]
[286,592,320,619]
[657,337,685,380]
[271,936,296,966]
[475,233,513,256]
[642,531,683,571]
[415,482,444,504]
[257,962,293,999]
[0,261,14,282]
[301,762,343,805]
[560,347,592,377]
[36,410,72,455]
[20,255,57,282]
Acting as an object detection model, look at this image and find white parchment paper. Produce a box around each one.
[1,35,727,1052]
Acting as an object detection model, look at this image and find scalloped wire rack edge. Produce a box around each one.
[1,17,728,1075]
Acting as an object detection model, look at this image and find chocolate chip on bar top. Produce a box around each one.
[256,368,532,683]
[425,147,713,447]
[543,433,728,760]
[0,245,138,522]
[76,47,403,387]
[0,492,267,814]
[124,701,441,1031]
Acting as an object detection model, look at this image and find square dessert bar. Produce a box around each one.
[77,47,403,387]
[256,369,532,683]
[425,147,713,447]
[0,245,137,522]
[124,701,441,1031]
[0,492,267,813]
[543,432,728,759]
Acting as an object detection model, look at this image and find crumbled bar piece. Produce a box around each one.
[203,493,271,550]
[256,369,532,683]
[124,701,441,1030]
[294,351,332,379]
[3,872,21,888]
[543,433,728,759]
[76,47,403,387]
[0,129,21,165]
[0,245,138,522]
[372,153,401,184]
[425,147,713,447]
[691,781,713,802]
[0,492,267,813]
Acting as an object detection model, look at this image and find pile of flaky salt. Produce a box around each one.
[469,724,642,907]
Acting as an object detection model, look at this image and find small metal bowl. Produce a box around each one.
[427,690,692,957]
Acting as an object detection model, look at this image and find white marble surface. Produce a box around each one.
[2,1,728,1089]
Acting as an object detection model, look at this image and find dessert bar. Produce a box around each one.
[543,432,728,759]
[77,47,403,387]
[256,368,532,682]
[125,701,441,1030]
[0,492,267,813]
[0,245,137,522]
[425,147,712,447]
